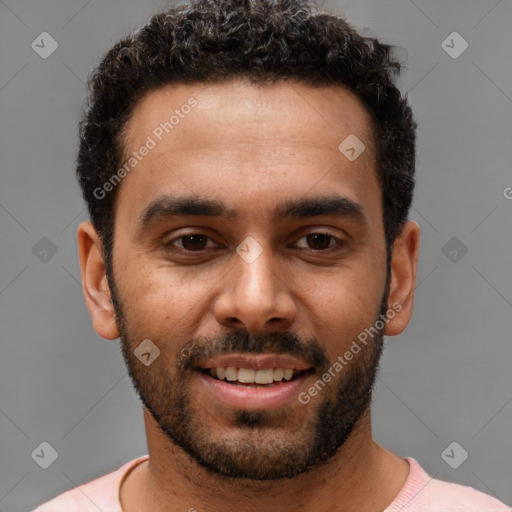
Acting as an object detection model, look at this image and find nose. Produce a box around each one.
[213,242,297,333]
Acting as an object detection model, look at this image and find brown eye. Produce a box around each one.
[180,234,208,250]
[306,233,332,250]
[167,233,215,252]
[295,232,343,251]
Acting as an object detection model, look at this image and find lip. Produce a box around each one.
[198,353,313,371]
[198,370,312,410]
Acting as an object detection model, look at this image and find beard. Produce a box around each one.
[107,266,390,481]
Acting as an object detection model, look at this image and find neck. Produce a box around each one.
[120,407,410,512]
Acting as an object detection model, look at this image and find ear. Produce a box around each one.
[77,221,119,340]
[383,220,420,336]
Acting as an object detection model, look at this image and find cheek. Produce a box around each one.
[115,264,211,351]
[296,267,384,355]
[120,257,202,310]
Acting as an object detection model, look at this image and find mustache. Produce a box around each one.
[176,328,330,372]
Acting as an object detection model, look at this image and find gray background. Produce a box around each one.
[0,0,511,510]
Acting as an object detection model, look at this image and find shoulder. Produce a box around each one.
[390,458,510,512]
[31,455,149,512]
[424,476,510,511]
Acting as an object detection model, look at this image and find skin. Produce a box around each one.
[77,78,420,512]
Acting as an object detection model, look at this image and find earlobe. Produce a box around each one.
[383,221,420,337]
[77,221,119,340]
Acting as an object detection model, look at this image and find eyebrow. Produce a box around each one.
[137,194,367,231]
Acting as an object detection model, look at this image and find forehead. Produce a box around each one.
[123,78,375,157]
[116,79,380,229]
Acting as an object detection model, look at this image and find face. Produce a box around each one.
[79,79,418,480]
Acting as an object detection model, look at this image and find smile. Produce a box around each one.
[203,367,308,385]
[196,354,315,409]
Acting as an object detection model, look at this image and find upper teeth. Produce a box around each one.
[209,367,295,384]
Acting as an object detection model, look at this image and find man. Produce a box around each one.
[33,0,510,510]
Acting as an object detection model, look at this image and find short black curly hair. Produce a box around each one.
[77,0,416,272]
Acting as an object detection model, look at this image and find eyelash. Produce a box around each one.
[163,231,346,255]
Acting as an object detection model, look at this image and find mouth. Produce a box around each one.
[195,354,315,410]
[199,367,312,387]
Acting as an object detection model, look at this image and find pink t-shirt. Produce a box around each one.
[32,456,510,511]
